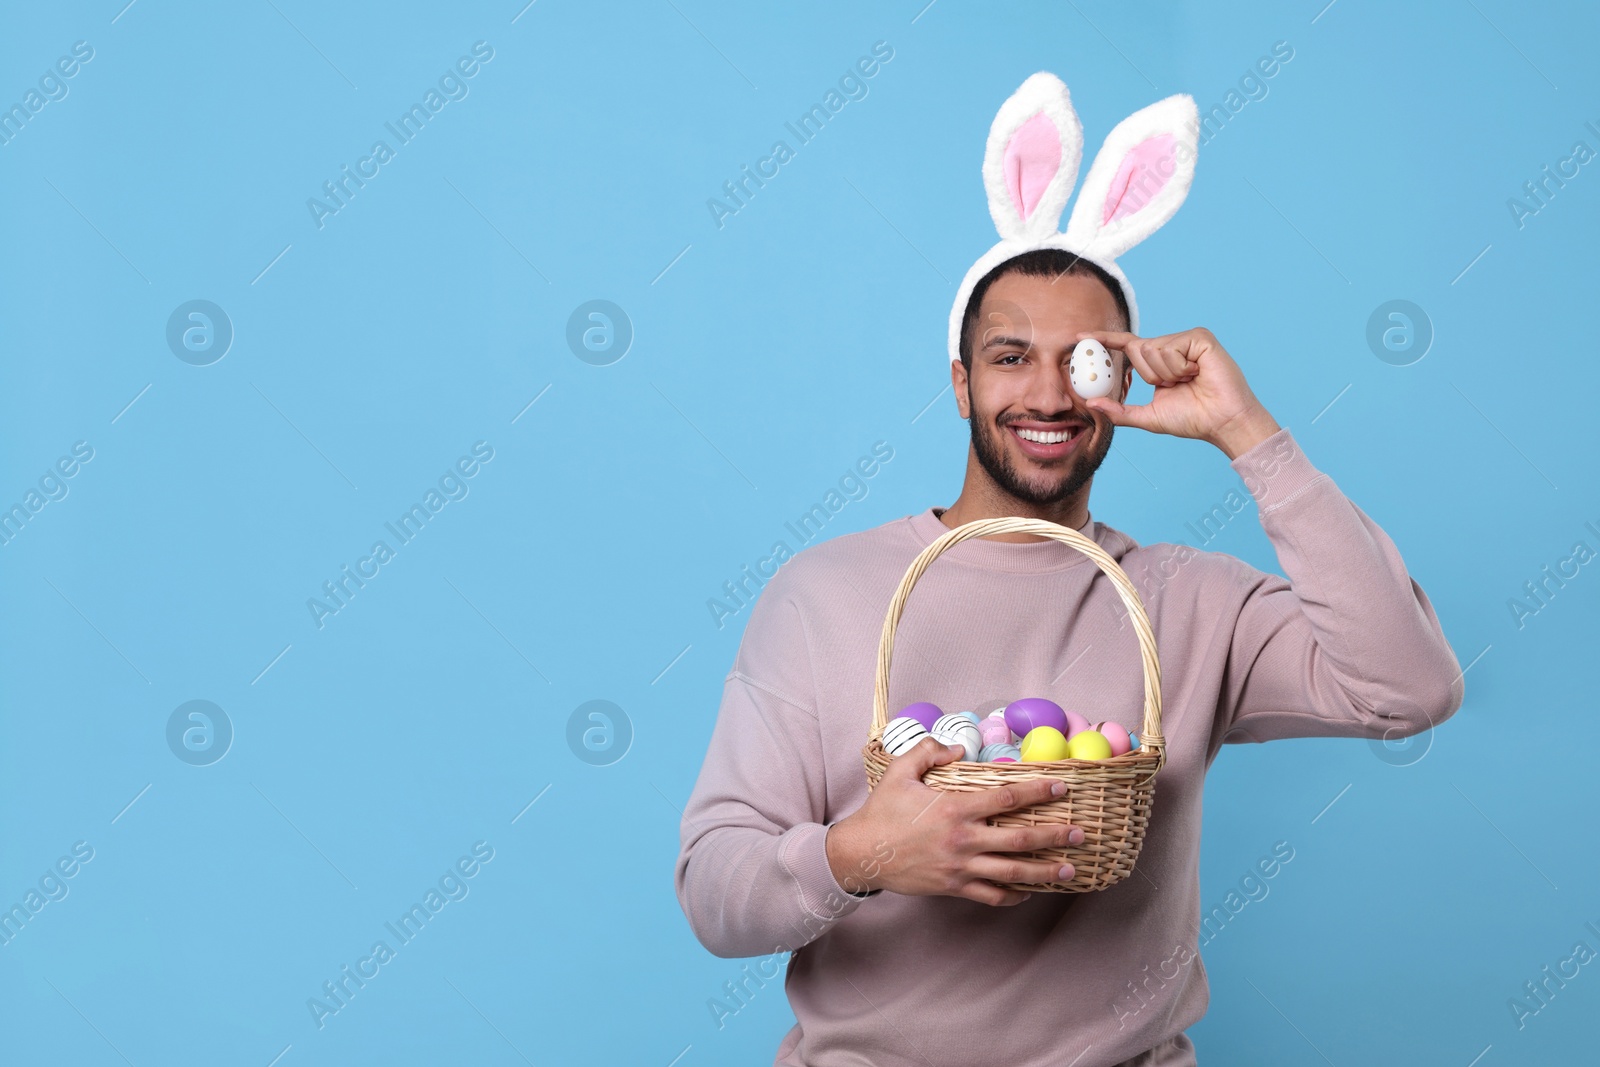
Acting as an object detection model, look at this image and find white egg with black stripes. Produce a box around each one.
[930,714,983,761]
[1070,338,1116,400]
[882,716,931,757]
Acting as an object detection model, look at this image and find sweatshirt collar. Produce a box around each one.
[907,506,1114,574]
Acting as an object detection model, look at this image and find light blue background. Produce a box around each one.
[3,1,1597,1063]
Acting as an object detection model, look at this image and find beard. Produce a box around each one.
[968,403,1114,506]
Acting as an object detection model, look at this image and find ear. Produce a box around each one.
[1063,94,1199,260]
[982,72,1084,242]
[951,354,971,418]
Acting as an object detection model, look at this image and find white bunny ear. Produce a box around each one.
[982,72,1084,242]
[1063,93,1199,260]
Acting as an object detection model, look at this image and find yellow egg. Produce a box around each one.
[1019,726,1069,761]
[1067,729,1112,760]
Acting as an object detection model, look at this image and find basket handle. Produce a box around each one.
[870,516,1165,753]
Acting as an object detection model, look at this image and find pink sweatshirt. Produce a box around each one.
[674,428,1464,1066]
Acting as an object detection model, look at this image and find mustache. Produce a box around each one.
[996,413,1096,427]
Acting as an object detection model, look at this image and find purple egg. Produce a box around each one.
[1005,697,1067,739]
[898,702,943,732]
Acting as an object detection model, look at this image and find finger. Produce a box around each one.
[1166,342,1201,377]
[1142,339,1201,384]
[964,776,1066,820]
[968,853,1076,887]
[971,819,1085,854]
[955,880,1033,907]
[1119,341,1164,387]
[1144,343,1191,382]
[886,734,963,782]
[1076,329,1141,349]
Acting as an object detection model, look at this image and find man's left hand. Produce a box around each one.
[1074,327,1281,460]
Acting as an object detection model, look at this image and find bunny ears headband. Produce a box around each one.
[947,72,1201,364]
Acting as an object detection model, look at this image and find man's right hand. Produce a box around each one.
[824,735,1086,906]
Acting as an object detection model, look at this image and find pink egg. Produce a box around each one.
[978,717,1012,746]
[1095,720,1133,756]
[1064,710,1092,739]
[1005,698,1067,739]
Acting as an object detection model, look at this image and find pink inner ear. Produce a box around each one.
[1004,112,1061,222]
[1102,133,1177,225]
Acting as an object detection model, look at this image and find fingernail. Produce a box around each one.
[1050,781,1066,796]
[1069,828,1085,845]
[1058,865,1075,880]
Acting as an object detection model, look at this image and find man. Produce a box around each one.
[674,75,1464,1066]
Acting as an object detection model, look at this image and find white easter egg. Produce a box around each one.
[1070,338,1116,400]
[882,716,930,757]
[931,714,983,761]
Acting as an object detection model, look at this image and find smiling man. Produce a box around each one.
[941,250,1283,533]
[674,75,1465,1067]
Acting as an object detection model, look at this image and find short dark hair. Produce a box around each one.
[958,249,1131,371]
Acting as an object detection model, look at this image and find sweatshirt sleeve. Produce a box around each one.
[1210,428,1466,749]
[673,567,870,959]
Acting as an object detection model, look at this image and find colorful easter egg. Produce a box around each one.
[1094,720,1132,756]
[1019,726,1070,762]
[1066,729,1112,761]
[898,702,943,731]
[931,714,983,761]
[978,717,1013,747]
[1129,733,1141,751]
[978,742,1022,763]
[1005,698,1068,740]
[954,710,982,725]
[883,716,930,757]
[1064,710,1092,739]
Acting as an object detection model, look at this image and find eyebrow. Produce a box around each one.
[981,334,1031,350]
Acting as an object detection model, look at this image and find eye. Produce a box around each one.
[995,352,1025,365]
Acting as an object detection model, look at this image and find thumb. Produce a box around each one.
[1085,397,1159,432]
[889,735,962,781]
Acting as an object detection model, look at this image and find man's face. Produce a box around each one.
[954,270,1130,506]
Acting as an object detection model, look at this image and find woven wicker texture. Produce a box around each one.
[861,516,1167,892]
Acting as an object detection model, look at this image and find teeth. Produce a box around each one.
[1015,427,1077,444]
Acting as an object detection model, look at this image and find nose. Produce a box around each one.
[1022,353,1084,415]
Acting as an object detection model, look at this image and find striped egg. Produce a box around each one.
[930,714,983,761]
[882,716,930,757]
[979,742,1022,763]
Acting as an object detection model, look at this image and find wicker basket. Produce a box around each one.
[861,516,1167,893]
